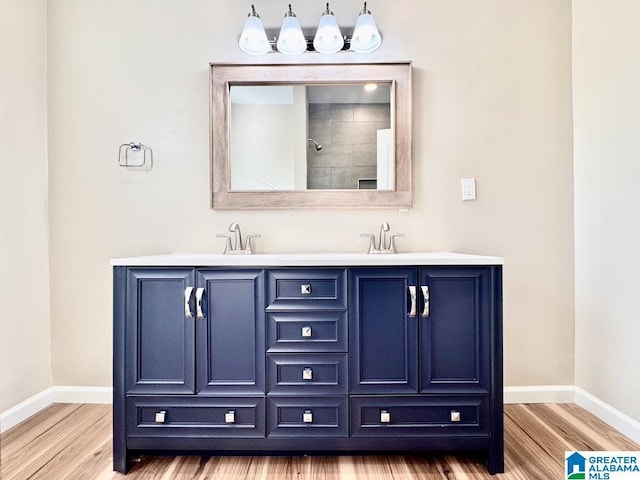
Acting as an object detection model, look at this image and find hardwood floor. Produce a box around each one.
[1,403,638,479]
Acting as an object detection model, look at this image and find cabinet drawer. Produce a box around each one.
[126,396,265,438]
[267,311,347,353]
[267,397,348,437]
[267,354,348,395]
[267,269,346,310]
[350,396,488,437]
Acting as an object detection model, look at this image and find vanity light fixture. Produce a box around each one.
[238,5,271,55]
[239,2,382,55]
[313,3,343,54]
[350,2,382,53]
[276,4,307,55]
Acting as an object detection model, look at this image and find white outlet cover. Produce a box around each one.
[461,178,476,201]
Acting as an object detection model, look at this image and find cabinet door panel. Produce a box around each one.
[420,267,490,393]
[126,268,195,394]
[197,269,265,395]
[349,268,418,394]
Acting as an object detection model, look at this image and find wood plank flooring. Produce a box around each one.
[1,403,638,479]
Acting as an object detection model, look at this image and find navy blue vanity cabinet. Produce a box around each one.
[113,267,265,474]
[348,266,503,474]
[114,262,503,475]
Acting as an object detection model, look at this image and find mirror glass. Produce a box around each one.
[229,83,393,191]
[210,62,412,209]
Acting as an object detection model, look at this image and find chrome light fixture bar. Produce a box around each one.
[239,2,382,55]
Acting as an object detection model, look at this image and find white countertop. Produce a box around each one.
[110,252,504,267]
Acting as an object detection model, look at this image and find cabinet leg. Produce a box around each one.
[487,449,504,475]
[113,449,131,474]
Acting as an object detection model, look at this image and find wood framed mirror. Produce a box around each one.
[210,62,412,209]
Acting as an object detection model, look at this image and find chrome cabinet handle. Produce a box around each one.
[303,410,313,423]
[195,287,205,319]
[301,326,312,338]
[421,285,430,317]
[408,286,417,317]
[155,410,167,424]
[225,410,236,424]
[301,284,311,295]
[380,410,391,423]
[302,368,313,380]
[184,287,194,318]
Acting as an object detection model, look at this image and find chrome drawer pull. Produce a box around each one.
[421,285,430,317]
[302,368,313,380]
[301,326,312,338]
[195,287,205,319]
[301,284,311,295]
[155,410,167,424]
[408,286,417,317]
[380,410,391,423]
[450,410,461,422]
[303,409,313,423]
[225,410,236,424]
[184,287,194,319]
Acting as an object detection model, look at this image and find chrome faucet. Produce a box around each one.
[229,222,242,251]
[378,221,390,252]
[217,223,261,254]
[361,222,404,254]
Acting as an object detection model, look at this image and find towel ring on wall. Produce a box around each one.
[118,142,153,168]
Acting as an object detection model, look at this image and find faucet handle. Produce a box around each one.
[389,234,404,253]
[360,233,377,253]
[244,234,261,254]
[216,234,232,254]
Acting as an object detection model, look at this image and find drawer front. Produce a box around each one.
[350,396,488,437]
[267,354,348,395]
[127,396,265,438]
[267,396,348,437]
[267,269,346,310]
[267,311,347,353]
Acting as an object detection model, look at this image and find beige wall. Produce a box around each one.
[46,0,575,390]
[0,0,51,412]
[573,1,640,422]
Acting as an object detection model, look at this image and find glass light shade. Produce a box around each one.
[350,12,381,53]
[277,16,307,55]
[313,13,344,54]
[239,15,271,55]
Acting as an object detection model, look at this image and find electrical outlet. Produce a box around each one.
[461,178,476,201]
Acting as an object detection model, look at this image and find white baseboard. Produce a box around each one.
[3,385,639,445]
[0,386,112,433]
[0,388,55,434]
[575,386,640,445]
[504,385,576,404]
